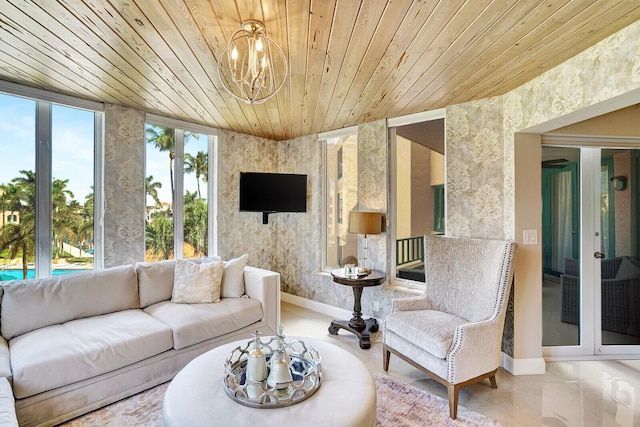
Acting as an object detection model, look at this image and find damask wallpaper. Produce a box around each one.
[103,104,145,268]
[446,98,505,240]
[215,129,277,270]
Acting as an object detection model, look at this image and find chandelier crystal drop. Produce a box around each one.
[218,20,288,104]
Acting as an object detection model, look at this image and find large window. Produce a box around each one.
[0,83,103,281]
[145,116,216,261]
[322,128,358,270]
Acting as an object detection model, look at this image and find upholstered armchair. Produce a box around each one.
[383,235,516,419]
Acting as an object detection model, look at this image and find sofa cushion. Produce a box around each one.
[9,309,173,399]
[137,258,207,307]
[144,298,263,350]
[172,259,224,304]
[136,259,176,307]
[221,254,248,298]
[1,265,139,340]
[385,310,467,359]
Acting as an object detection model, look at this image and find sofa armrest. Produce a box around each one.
[390,294,433,313]
[0,377,17,427]
[0,337,10,380]
[244,266,280,334]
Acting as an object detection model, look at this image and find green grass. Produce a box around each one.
[68,257,93,263]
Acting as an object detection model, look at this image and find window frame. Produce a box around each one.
[320,126,358,273]
[145,114,218,258]
[387,109,446,290]
[0,79,105,277]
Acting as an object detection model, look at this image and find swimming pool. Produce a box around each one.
[0,269,92,281]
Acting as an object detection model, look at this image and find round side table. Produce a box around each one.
[329,269,385,349]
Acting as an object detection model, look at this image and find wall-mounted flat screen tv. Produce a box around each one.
[239,172,307,222]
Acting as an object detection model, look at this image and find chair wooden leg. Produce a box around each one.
[382,344,390,371]
[447,383,459,420]
[489,374,497,389]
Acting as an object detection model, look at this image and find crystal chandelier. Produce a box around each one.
[217,20,288,104]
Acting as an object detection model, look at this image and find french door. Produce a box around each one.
[543,145,640,357]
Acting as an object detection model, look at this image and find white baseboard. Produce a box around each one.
[281,292,355,320]
[501,353,546,375]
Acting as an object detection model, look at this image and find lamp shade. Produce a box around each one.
[348,211,383,235]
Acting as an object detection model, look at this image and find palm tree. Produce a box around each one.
[0,171,36,278]
[145,175,163,208]
[11,170,36,207]
[184,151,208,199]
[146,126,199,204]
[146,126,175,203]
[0,211,34,279]
[84,187,94,218]
[145,212,173,260]
[184,191,207,256]
[0,183,8,227]
[51,178,78,259]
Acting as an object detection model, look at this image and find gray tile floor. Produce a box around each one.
[281,302,640,426]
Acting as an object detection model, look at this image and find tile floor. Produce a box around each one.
[281,302,640,427]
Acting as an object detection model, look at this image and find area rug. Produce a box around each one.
[373,372,508,426]
[61,373,507,426]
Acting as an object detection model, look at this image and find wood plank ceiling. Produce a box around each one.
[0,1,638,141]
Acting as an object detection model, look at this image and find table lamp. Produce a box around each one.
[348,211,383,274]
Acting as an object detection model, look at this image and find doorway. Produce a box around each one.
[542,145,640,356]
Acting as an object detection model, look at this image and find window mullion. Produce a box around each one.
[174,129,185,259]
[93,111,105,270]
[35,101,52,278]
[208,134,217,257]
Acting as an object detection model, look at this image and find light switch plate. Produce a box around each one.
[523,230,538,245]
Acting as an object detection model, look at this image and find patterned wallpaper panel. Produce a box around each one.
[215,129,277,271]
[358,120,388,275]
[446,97,504,240]
[103,104,145,268]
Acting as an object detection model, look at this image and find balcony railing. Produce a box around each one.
[396,236,424,266]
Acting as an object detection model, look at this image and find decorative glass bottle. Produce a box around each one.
[267,326,293,396]
[245,330,267,399]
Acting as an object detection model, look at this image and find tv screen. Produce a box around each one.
[239,172,307,214]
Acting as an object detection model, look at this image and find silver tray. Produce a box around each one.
[223,335,322,408]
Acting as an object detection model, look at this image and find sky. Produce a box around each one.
[0,93,208,207]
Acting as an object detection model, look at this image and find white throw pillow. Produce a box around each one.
[172,258,224,304]
[221,254,248,298]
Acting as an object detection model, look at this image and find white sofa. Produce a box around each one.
[0,259,280,427]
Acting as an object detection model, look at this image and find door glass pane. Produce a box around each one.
[183,132,208,258]
[145,125,175,261]
[0,94,36,281]
[51,105,95,274]
[542,147,580,346]
[600,149,640,345]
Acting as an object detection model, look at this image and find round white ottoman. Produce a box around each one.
[163,337,376,427]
